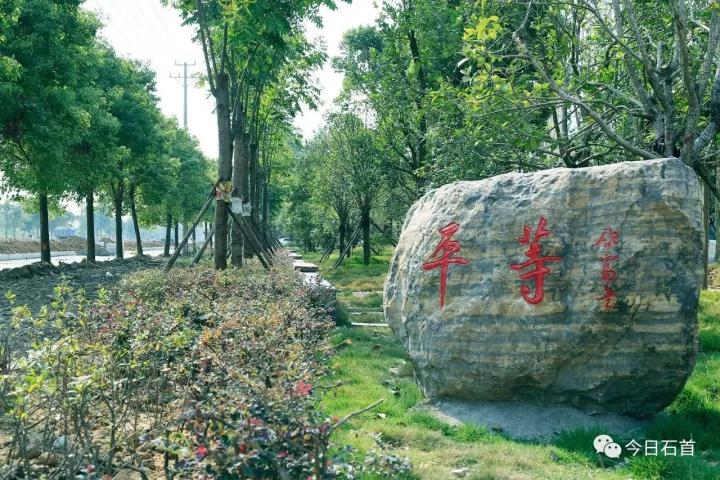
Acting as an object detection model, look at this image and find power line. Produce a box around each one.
[145,0,173,41]
[93,3,151,56]
[122,0,167,48]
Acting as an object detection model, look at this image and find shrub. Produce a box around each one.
[0,259,401,479]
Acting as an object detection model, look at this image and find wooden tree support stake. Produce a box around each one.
[192,224,215,265]
[229,211,271,270]
[249,216,275,254]
[370,218,396,246]
[164,182,218,272]
[320,230,341,262]
[333,221,363,270]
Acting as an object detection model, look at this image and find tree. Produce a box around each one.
[333,0,470,204]
[0,202,23,239]
[307,129,353,260]
[104,58,163,258]
[167,0,332,269]
[326,112,383,265]
[0,0,102,262]
[67,44,122,262]
[462,1,720,189]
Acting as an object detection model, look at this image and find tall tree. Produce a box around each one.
[0,0,102,262]
[104,58,162,258]
[68,44,121,263]
[462,0,720,190]
[168,0,332,268]
[327,112,383,265]
[333,0,468,203]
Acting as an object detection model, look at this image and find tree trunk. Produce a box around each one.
[407,26,428,198]
[129,190,143,256]
[214,73,232,269]
[716,165,720,264]
[250,142,259,224]
[262,178,269,225]
[182,223,189,254]
[338,216,347,261]
[362,203,371,266]
[174,221,179,249]
[38,192,51,263]
[164,213,172,257]
[113,184,124,259]
[231,130,248,266]
[704,181,710,289]
[86,192,96,263]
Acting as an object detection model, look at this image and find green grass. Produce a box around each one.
[303,247,392,292]
[337,291,383,310]
[309,246,720,479]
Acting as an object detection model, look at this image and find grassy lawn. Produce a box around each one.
[304,246,720,479]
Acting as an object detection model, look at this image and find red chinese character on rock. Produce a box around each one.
[510,216,561,305]
[600,255,619,283]
[594,226,620,250]
[595,227,621,310]
[422,222,469,309]
[600,285,617,310]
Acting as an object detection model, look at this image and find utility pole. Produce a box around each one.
[171,61,197,254]
[170,61,196,129]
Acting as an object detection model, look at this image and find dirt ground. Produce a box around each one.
[0,236,87,254]
[0,256,165,317]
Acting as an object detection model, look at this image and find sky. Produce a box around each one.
[82,0,380,159]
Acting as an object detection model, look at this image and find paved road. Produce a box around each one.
[0,247,171,271]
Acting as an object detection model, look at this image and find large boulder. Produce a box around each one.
[384,158,703,417]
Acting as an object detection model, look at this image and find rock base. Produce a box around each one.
[425,399,648,440]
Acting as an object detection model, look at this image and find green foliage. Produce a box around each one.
[0,0,102,195]
[279,0,720,258]
[0,258,405,478]
[275,113,387,256]
[139,116,213,228]
[0,1,211,256]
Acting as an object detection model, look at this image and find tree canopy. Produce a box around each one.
[0,0,212,262]
[274,0,720,264]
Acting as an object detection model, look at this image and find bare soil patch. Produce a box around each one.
[0,256,165,317]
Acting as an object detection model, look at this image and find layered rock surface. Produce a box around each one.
[384,159,703,417]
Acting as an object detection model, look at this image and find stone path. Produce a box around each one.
[288,252,387,327]
[290,254,335,305]
[293,260,319,272]
[347,290,386,326]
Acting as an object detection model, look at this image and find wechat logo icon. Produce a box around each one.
[594,434,622,459]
